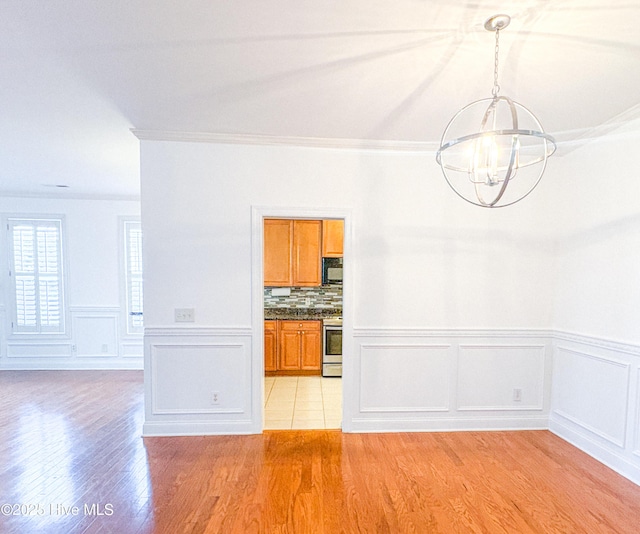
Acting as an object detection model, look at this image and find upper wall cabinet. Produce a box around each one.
[293,220,322,285]
[264,219,322,286]
[322,220,344,257]
[264,219,293,286]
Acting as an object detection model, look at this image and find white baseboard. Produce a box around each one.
[550,417,640,486]
[0,359,143,370]
[347,415,549,433]
[142,419,258,437]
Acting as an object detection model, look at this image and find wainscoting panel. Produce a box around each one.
[7,342,72,358]
[143,327,254,436]
[121,341,144,358]
[73,312,118,358]
[552,346,629,447]
[151,343,247,414]
[359,344,450,412]
[0,307,143,369]
[457,344,546,411]
[635,368,640,459]
[549,333,640,486]
[0,306,5,359]
[349,329,552,433]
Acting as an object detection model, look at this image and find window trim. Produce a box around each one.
[120,217,143,337]
[6,215,68,336]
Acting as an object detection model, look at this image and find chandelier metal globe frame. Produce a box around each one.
[436,15,556,208]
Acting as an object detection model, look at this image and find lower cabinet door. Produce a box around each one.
[264,321,277,372]
[279,322,302,370]
[300,328,321,370]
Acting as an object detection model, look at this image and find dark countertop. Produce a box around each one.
[264,308,342,321]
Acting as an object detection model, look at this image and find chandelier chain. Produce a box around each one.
[492,29,501,97]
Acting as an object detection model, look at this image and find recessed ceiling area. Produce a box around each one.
[1,0,638,198]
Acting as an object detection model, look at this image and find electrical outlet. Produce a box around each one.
[212,391,220,405]
[513,388,522,402]
[175,308,195,322]
[72,344,77,352]
[305,297,311,306]
[101,344,109,353]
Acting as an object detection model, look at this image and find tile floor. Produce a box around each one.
[264,376,342,430]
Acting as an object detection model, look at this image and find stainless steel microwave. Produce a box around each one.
[322,257,343,284]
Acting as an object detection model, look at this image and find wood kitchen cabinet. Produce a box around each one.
[279,320,321,372]
[293,220,322,285]
[265,319,321,375]
[264,320,277,372]
[264,219,322,286]
[264,219,293,286]
[322,219,344,257]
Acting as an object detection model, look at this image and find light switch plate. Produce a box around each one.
[175,308,195,322]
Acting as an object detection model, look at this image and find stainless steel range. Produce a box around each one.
[322,317,342,377]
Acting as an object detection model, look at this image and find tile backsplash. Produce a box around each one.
[264,285,342,310]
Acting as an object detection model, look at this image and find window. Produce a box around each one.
[8,218,65,333]
[124,220,143,334]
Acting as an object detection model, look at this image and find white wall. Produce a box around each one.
[140,139,556,436]
[140,142,557,328]
[0,196,143,369]
[548,127,640,484]
[552,128,640,343]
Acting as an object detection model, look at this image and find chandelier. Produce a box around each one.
[436,15,556,208]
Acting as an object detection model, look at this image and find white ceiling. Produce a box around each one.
[1,0,639,198]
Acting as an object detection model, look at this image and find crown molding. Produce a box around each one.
[131,128,440,152]
[132,115,640,156]
[131,128,634,155]
[0,190,140,202]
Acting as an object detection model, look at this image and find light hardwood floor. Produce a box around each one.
[1,370,640,533]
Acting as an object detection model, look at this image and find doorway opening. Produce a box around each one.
[252,208,350,432]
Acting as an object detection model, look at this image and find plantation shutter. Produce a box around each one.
[10,219,64,333]
[125,221,143,334]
